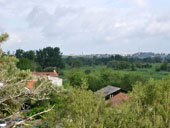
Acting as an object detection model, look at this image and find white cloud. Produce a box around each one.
[120,0,150,7]
[132,0,150,7]
[146,21,170,36]
[1,0,170,54]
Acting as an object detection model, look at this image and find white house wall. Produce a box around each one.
[48,76,63,86]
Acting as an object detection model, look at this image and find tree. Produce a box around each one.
[117,61,131,70]
[107,60,117,69]
[36,47,65,69]
[0,33,9,57]
[23,50,36,61]
[107,61,131,70]
[68,71,86,87]
[0,35,56,127]
[115,54,123,61]
[131,63,136,71]
[72,60,82,68]
[121,73,145,91]
[17,57,42,71]
[45,82,108,128]
[0,55,57,126]
[154,57,162,63]
[87,74,102,91]
[99,69,122,89]
[65,56,73,66]
[160,63,168,71]
[15,47,65,69]
[15,49,24,58]
[84,69,91,75]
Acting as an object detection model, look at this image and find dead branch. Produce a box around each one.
[0,94,24,104]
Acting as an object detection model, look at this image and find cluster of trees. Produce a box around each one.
[15,47,65,71]
[68,69,146,91]
[156,63,170,72]
[107,61,153,71]
[64,55,156,71]
[64,54,164,68]
[107,61,131,70]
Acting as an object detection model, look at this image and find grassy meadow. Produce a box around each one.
[62,63,169,80]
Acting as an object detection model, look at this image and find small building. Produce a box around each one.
[27,72,63,88]
[95,85,128,105]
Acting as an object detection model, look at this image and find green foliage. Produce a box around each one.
[45,82,109,128]
[68,71,86,87]
[67,68,146,92]
[0,55,56,127]
[87,74,102,91]
[107,77,170,128]
[84,69,91,75]
[107,61,131,70]
[36,47,65,69]
[72,60,82,68]
[121,73,145,91]
[15,47,65,69]
[99,69,122,87]
[131,63,136,71]
[0,56,31,117]
[24,106,49,119]
[156,63,170,72]
[17,57,42,71]
[117,61,131,69]
[107,60,117,69]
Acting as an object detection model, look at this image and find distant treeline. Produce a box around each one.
[12,47,170,72]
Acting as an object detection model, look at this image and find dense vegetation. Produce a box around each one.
[67,68,146,91]
[42,77,170,128]
[1,33,170,127]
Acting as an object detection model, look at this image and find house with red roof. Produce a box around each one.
[27,71,62,88]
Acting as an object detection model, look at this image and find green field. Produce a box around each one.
[62,63,170,80]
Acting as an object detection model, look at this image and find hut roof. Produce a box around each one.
[95,85,122,97]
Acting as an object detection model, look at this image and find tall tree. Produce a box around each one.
[15,49,24,58]
[36,47,64,69]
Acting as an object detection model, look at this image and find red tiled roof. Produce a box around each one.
[106,92,129,106]
[32,72,58,77]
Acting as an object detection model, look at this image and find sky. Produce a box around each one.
[0,0,170,55]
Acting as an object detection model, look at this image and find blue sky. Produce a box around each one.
[0,0,170,55]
